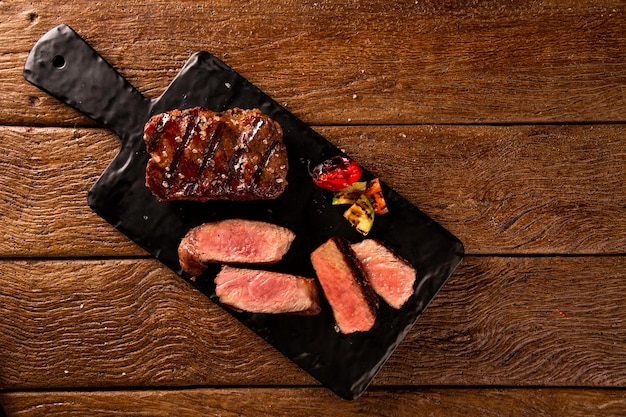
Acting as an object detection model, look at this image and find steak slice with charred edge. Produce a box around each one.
[351,239,416,309]
[310,237,378,334]
[144,107,288,201]
[178,219,295,276]
[215,266,321,315]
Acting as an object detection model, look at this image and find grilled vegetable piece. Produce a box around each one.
[331,181,367,205]
[351,239,416,309]
[364,178,389,214]
[343,194,375,235]
[178,219,295,276]
[310,237,378,333]
[215,266,321,315]
[144,107,288,201]
[309,156,363,191]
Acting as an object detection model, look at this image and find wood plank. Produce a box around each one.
[0,127,141,257]
[1,125,623,257]
[2,0,626,126]
[379,256,626,387]
[0,257,624,389]
[0,388,625,416]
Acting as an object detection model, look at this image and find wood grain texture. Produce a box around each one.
[1,257,624,389]
[325,124,626,255]
[379,256,626,387]
[2,0,626,126]
[1,125,623,257]
[0,127,141,257]
[2,0,625,413]
[0,388,625,417]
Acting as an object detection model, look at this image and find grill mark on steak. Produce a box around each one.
[167,111,201,180]
[199,121,223,171]
[252,140,281,193]
[242,116,265,145]
[145,113,169,152]
[227,145,247,191]
[185,120,224,197]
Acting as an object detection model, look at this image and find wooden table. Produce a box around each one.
[1,1,625,415]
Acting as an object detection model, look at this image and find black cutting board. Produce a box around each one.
[24,24,464,399]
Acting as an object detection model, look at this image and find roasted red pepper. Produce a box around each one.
[309,156,363,191]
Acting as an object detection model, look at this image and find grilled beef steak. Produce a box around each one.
[144,107,288,201]
[351,239,416,309]
[215,266,321,315]
[310,237,378,334]
[178,219,295,276]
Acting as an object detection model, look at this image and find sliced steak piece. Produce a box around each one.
[215,266,321,315]
[178,219,295,276]
[310,237,378,334]
[351,239,416,309]
[144,107,288,201]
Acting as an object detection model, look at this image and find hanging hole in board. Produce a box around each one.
[52,55,66,69]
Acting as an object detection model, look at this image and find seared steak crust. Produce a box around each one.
[310,237,378,334]
[144,107,288,201]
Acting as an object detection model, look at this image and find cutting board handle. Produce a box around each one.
[24,24,151,141]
